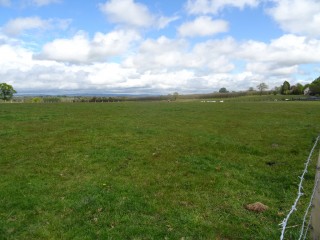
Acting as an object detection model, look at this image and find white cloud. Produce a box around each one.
[233,34,320,84]
[99,0,154,28]
[178,16,228,37]
[124,33,318,81]
[139,70,196,91]
[237,34,320,66]
[267,0,320,37]
[0,40,89,92]
[193,37,237,55]
[30,0,61,6]
[20,0,63,7]
[3,17,48,36]
[1,31,320,94]
[38,30,140,63]
[0,44,33,70]
[188,37,236,71]
[2,17,71,36]
[123,36,236,75]
[0,0,10,6]
[32,0,62,6]
[246,62,299,76]
[99,0,178,29]
[157,16,180,29]
[124,36,188,70]
[87,63,137,86]
[3,65,88,93]
[90,30,140,58]
[186,0,259,15]
[39,33,90,63]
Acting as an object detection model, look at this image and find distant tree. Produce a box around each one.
[32,97,43,103]
[173,92,179,100]
[43,97,61,103]
[219,87,229,93]
[314,76,320,83]
[272,86,281,95]
[296,83,304,95]
[256,83,268,95]
[291,83,304,95]
[280,81,291,95]
[248,87,255,92]
[309,76,320,95]
[303,83,310,89]
[0,83,17,101]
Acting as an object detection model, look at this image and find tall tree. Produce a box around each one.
[219,87,228,93]
[273,86,281,95]
[309,76,320,95]
[257,83,268,95]
[280,81,291,95]
[291,83,304,95]
[173,92,179,100]
[0,83,17,101]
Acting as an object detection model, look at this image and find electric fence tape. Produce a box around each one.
[279,135,320,240]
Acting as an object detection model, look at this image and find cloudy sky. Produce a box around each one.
[0,0,320,95]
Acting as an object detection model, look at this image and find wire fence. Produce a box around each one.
[279,135,320,240]
[299,175,320,240]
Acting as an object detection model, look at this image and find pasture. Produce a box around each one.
[0,101,319,239]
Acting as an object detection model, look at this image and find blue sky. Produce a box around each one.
[0,0,320,94]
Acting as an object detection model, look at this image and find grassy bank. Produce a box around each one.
[1,101,319,239]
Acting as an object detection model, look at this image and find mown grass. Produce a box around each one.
[0,101,319,239]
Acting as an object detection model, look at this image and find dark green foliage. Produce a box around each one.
[309,76,320,95]
[43,97,61,103]
[219,87,228,93]
[281,81,291,95]
[291,83,304,95]
[272,86,281,95]
[0,83,17,101]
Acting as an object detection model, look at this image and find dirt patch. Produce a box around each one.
[245,202,269,213]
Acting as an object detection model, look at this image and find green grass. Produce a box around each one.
[0,101,319,239]
[201,94,308,102]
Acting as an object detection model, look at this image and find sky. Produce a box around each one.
[0,0,320,95]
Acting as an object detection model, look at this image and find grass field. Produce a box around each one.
[1,101,320,239]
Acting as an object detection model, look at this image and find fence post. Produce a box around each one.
[311,150,320,240]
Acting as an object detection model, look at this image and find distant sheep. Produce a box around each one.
[201,100,224,103]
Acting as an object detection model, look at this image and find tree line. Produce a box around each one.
[219,76,320,96]
[1,76,320,102]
